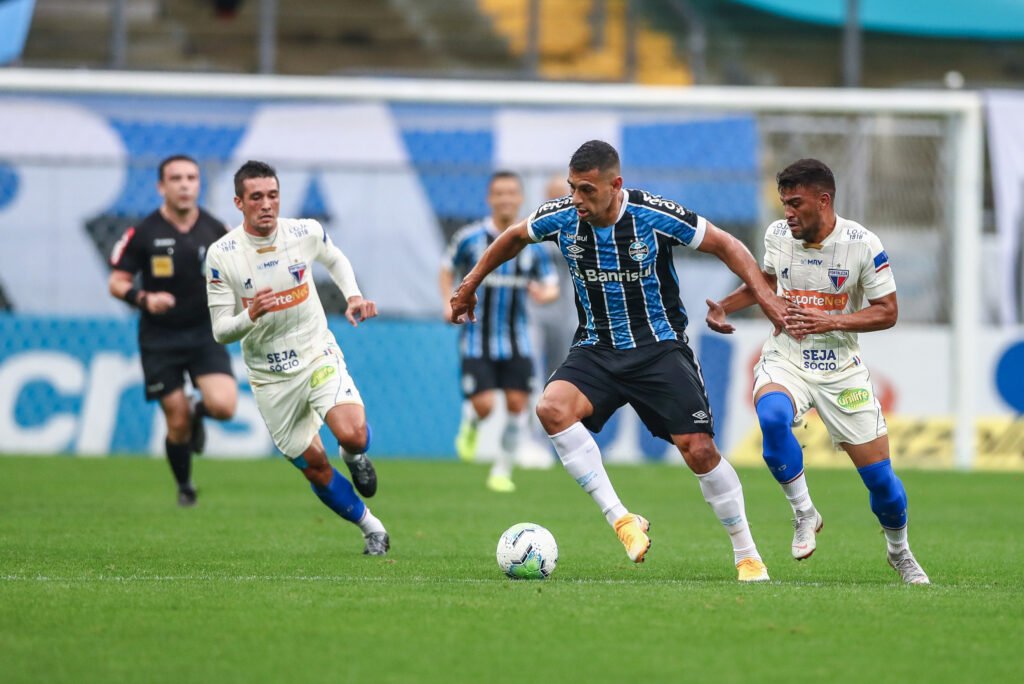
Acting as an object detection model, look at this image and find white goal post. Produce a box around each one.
[0,68,983,468]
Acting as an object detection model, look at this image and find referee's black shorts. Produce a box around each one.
[548,339,713,442]
[140,338,233,401]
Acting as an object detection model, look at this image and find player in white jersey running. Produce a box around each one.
[206,160,389,556]
[706,158,928,584]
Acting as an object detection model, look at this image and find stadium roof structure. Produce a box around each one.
[732,0,1024,39]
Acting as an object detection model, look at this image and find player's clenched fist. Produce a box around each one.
[449,281,478,324]
[247,287,276,320]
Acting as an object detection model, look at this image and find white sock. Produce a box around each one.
[340,446,360,463]
[357,507,386,535]
[550,422,626,526]
[884,525,909,554]
[462,401,481,428]
[780,472,815,517]
[491,411,527,479]
[696,458,760,563]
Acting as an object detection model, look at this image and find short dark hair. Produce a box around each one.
[569,140,620,175]
[489,170,522,188]
[158,154,199,181]
[234,160,278,198]
[777,158,837,200]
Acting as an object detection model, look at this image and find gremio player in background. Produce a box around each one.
[108,155,237,507]
[440,171,559,493]
[205,160,388,556]
[706,158,929,584]
[450,140,789,582]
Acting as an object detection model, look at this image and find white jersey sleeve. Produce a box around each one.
[762,220,789,275]
[311,220,362,299]
[207,235,258,344]
[860,232,896,301]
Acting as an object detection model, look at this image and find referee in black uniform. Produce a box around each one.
[108,155,237,506]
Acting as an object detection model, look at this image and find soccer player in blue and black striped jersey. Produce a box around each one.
[441,171,559,492]
[450,141,788,582]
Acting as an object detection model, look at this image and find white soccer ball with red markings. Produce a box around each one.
[496,523,558,580]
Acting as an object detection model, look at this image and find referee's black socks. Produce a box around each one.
[165,438,193,491]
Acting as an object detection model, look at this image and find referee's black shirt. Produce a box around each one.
[110,209,228,350]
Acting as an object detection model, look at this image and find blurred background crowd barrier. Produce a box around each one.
[1,0,1023,469]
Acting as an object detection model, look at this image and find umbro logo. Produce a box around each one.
[692,410,710,424]
[567,244,585,254]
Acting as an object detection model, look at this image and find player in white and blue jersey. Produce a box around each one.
[450,141,788,581]
[706,158,929,584]
[441,171,559,492]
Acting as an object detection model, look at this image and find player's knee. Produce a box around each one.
[204,397,236,421]
[859,459,904,499]
[471,394,495,419]
[535,396,572,433]
[335,422,368,454]
[677,435,719,473]
[165,414,191,441]
[756,392,795,445]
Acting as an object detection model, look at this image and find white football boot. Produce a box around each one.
[791,510,823,560]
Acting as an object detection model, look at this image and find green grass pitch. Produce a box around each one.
[1,456,1021,683]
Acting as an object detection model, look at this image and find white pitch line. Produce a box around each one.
[0,574,980,589]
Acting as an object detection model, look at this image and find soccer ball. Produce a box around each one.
[496,523,558,579]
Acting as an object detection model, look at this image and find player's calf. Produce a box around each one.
[857,459,908,531]
[189,399,207,455]
[342,423,377,498]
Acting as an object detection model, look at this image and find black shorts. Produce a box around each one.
[548,340,713,442]
[461,356,534,398]
[140,339,233,401]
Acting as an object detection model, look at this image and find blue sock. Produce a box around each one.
[311,467,366,523]
[857,459,907,529]
[363,422,373,454]
[756,392,804,484]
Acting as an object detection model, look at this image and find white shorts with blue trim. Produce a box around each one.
[753,354,887,448]
[250,347,363,458]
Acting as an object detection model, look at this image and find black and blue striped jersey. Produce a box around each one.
[527,189,707,350]
[445,218,557,360]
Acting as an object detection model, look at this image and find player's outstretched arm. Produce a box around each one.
[706,271,777,334]
[697,223,786,334]
[318,240,362,301]
[450,219,531,324]
[316,236,378,328]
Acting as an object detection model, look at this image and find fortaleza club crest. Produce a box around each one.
[828,268,850,290]
[288,262,306,284]
[628,240,649,262]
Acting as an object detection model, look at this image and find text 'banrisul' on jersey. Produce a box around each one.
[527,189,707,350]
